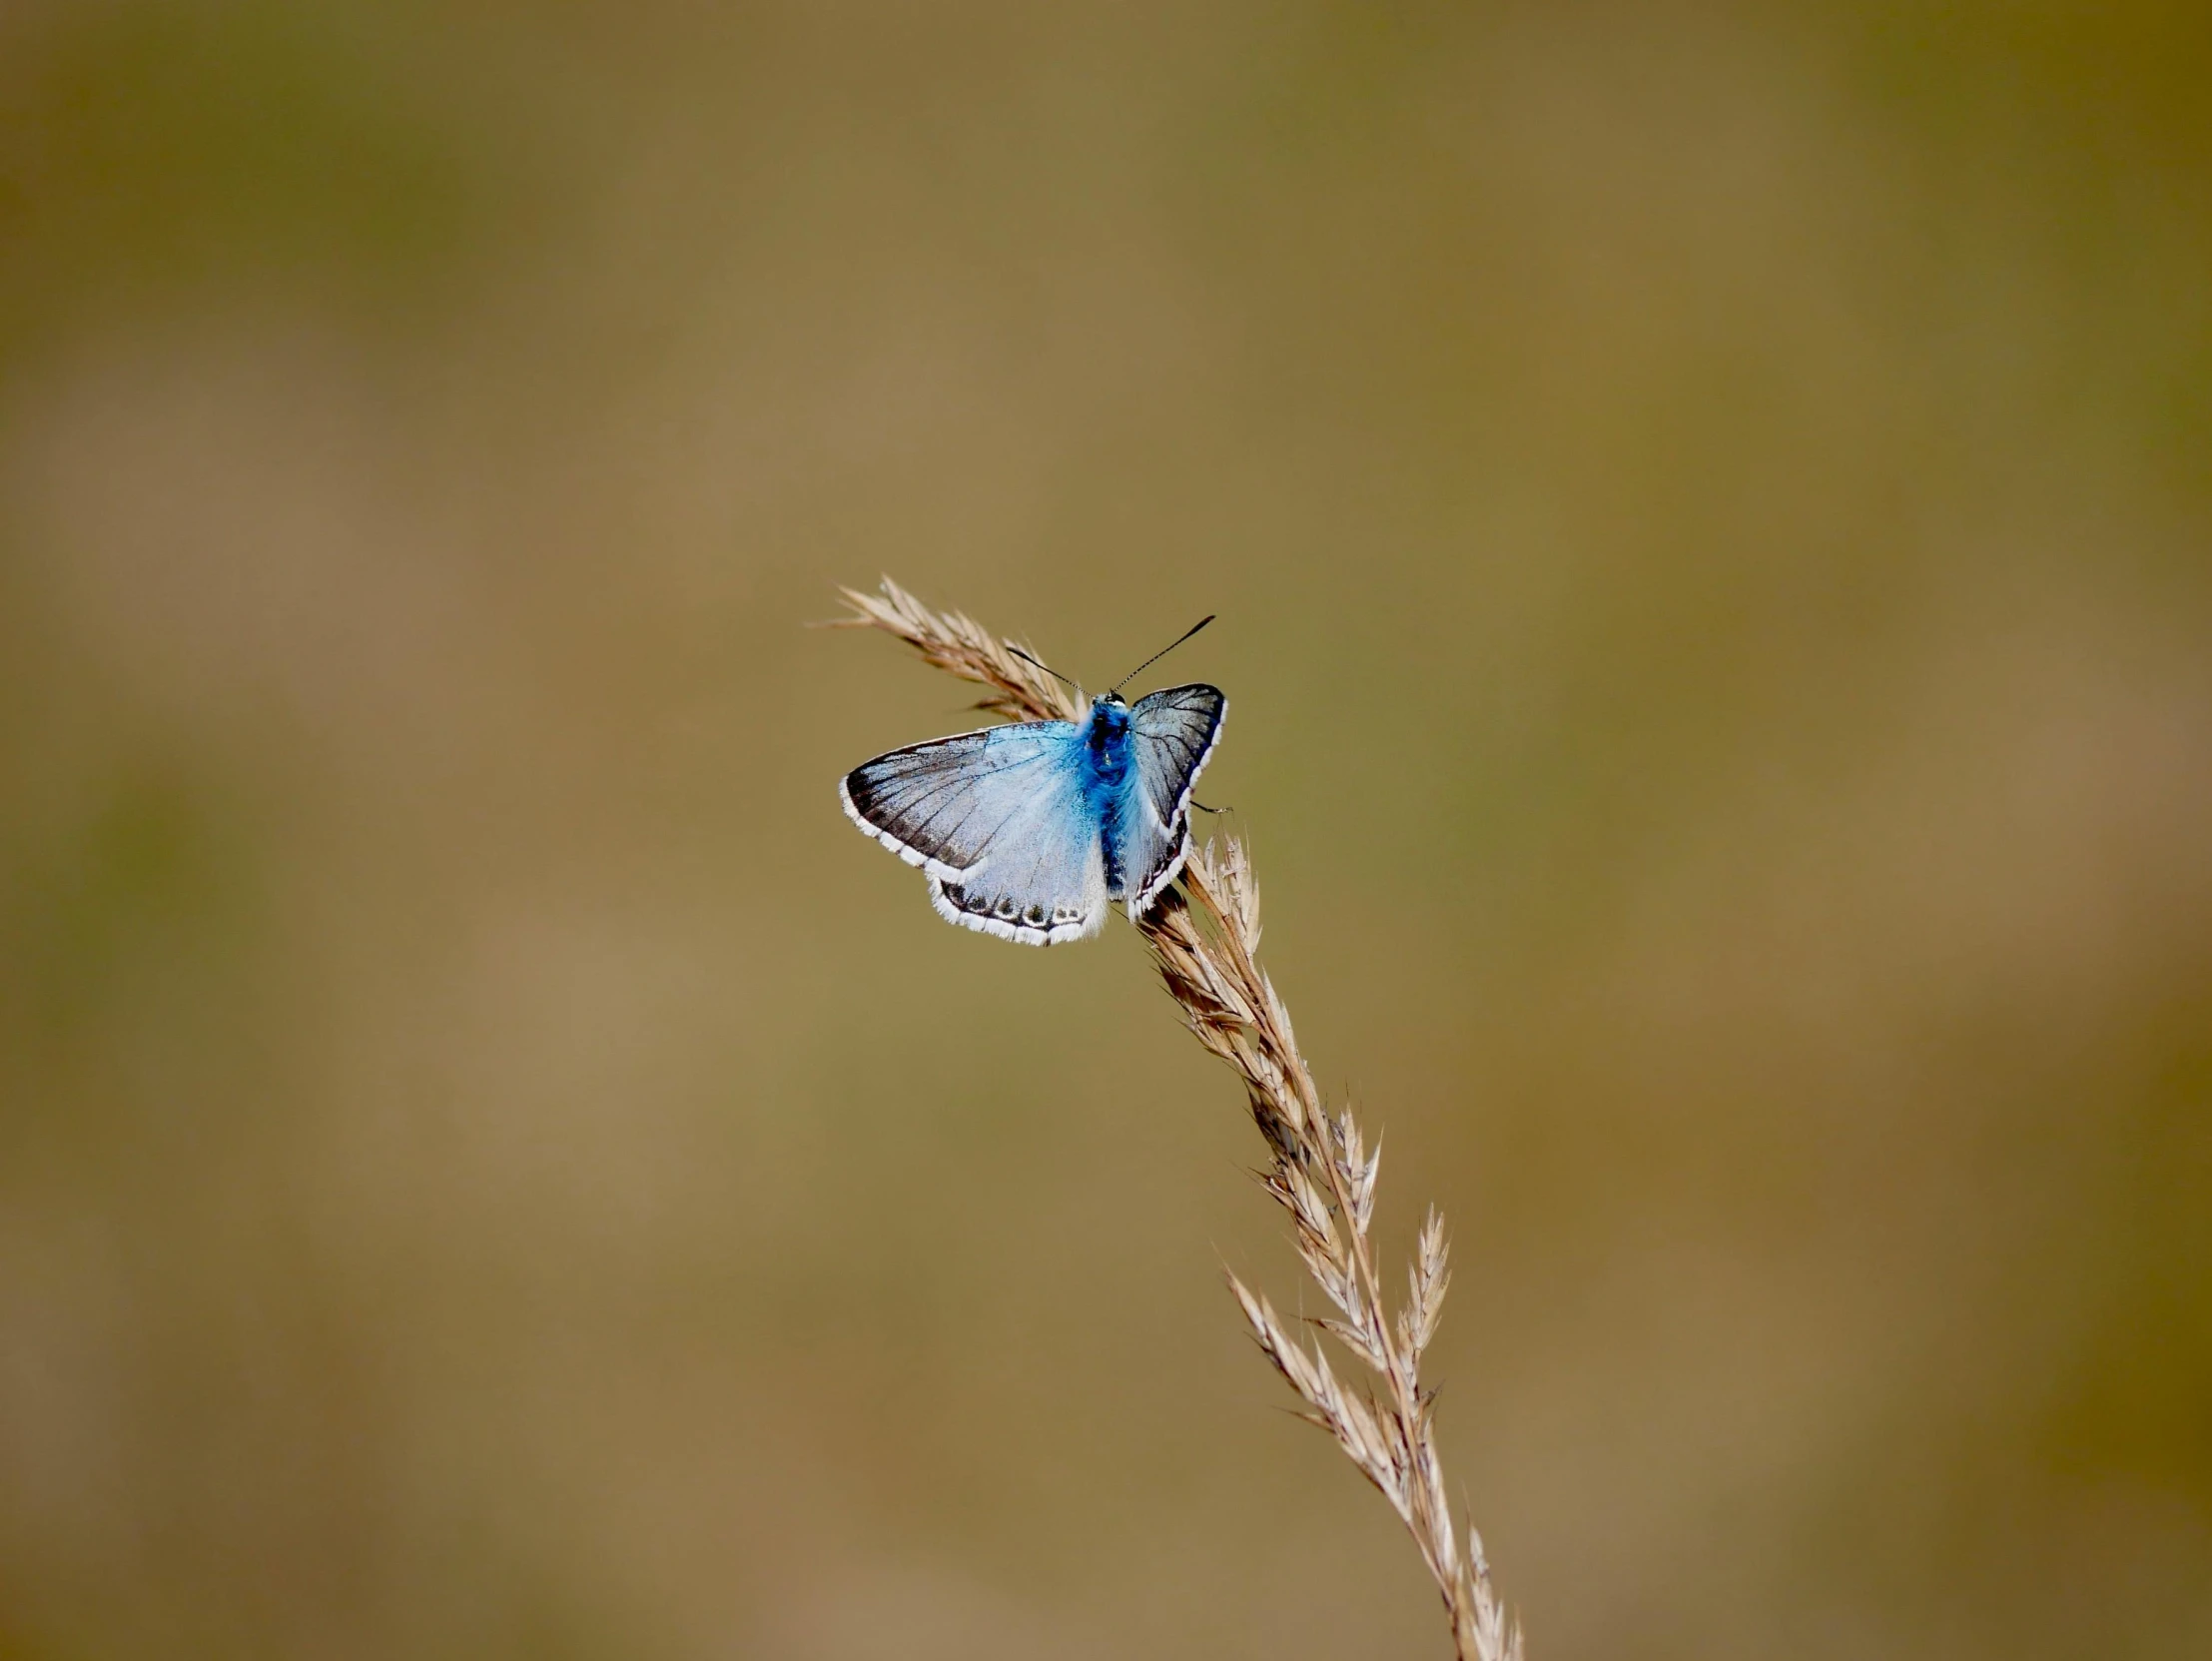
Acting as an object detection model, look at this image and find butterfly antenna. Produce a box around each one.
[1008,645,1082,695]
[1110,615,1215,695]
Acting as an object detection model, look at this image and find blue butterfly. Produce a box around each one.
[840,621,1225,945]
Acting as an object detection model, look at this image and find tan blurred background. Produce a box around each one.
[2,3,2209,1656]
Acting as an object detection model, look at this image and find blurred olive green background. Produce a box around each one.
[3,3,2209,1657]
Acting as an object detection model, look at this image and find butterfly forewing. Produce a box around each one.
[841,721,1078,879]
[1122,683,1227,912]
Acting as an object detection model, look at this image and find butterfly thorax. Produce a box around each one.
[1084,698,1136,801]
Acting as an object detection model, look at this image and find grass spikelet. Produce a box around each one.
[837,576,1522,1661]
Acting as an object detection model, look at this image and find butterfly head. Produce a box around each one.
[1089,692,1131,737]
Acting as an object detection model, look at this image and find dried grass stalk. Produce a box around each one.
[835,577,1521,1661]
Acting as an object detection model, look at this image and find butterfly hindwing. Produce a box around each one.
[928,777,1109,945]
[841,721,1110,945]
[1120,683,1227,913]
